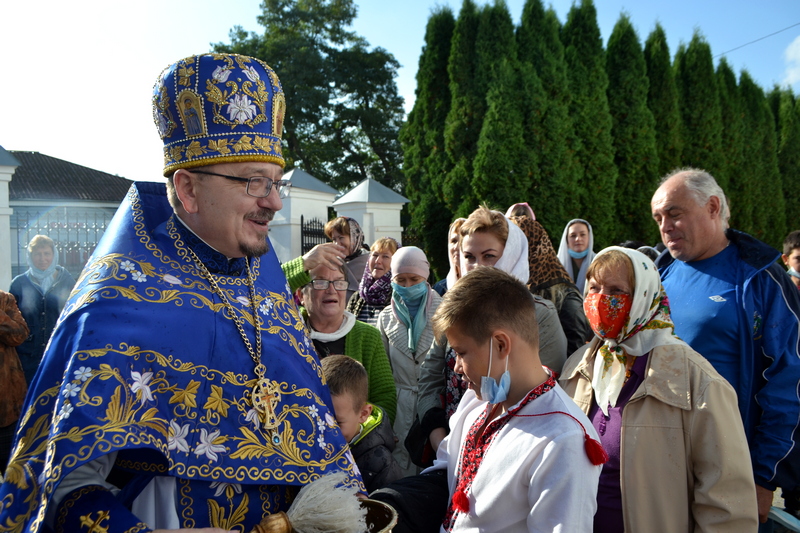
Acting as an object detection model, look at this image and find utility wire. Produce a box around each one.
[714,21,800,58]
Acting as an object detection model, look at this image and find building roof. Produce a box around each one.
[332,178,408,206]
[0,146,20,167]
[284,167,339,195]
[8,151,133,202]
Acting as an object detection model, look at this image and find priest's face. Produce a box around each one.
[183,161,283,258]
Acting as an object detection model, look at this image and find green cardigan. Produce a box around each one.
[285,257,396,422]
[299,307,397,425]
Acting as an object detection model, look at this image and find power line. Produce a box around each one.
[714,21,800,58]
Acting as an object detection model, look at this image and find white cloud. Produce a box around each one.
[783,35,800,87]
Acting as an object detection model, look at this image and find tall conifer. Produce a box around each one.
[606,14,660,244]
[517,0,581,238]
[644,24,682,177]
[674,33,724,186]
[442,0,482,215]
[740,71,785,245]
[464,0,518,215]
[561,0,618,247]
[777,91,800,230]
[716,59,749,232]
[400,7,455,277]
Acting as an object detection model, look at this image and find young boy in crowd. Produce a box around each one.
[783,230,800,291]
[322,355,403,493]
[427,267,603,532]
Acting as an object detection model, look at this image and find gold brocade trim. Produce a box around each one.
[114,458,168,474]
[55,485,151,533]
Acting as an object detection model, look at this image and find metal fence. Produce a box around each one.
[11,206,117,279]
[301,215,328,255]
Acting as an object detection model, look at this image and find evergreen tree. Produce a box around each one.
[716,59,750,232]
[473,58,532,210]
[740,71,786,246]
[777,90,800,231]
[400,7,455,278]
[673,32,724,187]
[644,23,682,177]
[517,0,581,239]
[469,0,520,214]
[561,0,618,247]
[442,0,482,215]
[606,14,660,245]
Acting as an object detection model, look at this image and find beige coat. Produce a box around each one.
[560,340,758,532]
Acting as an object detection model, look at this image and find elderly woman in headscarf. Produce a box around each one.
[557,219,596,294]
[9,235,76,385]
[377,246,442,477]
[507,207,591,355]
[324,216,369,302]
[416,206,567,459]
[559,247,758,532]
[346,237,399,327]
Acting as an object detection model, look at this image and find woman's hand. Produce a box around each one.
[302,243,347,272]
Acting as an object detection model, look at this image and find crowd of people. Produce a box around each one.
[0,50,799,533]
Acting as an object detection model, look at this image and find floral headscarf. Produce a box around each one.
[588,247,683,415]
[343,217,365,260]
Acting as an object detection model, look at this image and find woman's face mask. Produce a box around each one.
[583,293,633,339]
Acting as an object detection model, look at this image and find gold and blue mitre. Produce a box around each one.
[153,53,286,175]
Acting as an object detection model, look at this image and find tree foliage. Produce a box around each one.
[400,6,456,278]
[716,59,749,231]
[674,32,724,187]
[777,91,800,229]
[606,14,659,245]
[213,0,405,191]
[561,0,618,247]
[517,0,581,238]
[644,24,682,177]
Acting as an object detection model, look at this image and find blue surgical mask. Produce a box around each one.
[568,248,589,259]
[391,281,427,303]
[480,340,510,404]
[789,267,800,279]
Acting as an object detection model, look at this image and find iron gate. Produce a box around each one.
[11,206,117,280]
[301,215,327,255]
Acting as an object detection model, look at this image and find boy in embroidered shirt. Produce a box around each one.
[323,355,403,494]
[426,267,603,533]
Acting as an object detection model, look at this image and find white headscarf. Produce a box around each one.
[557,218,596,294]
[459,215,530,284]
[445,218,467,291]
[589,247,683,415]
[494,217,530,284]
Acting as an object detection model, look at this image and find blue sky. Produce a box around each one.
[1,0,798,184]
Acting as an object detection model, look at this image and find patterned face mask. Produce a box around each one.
[583,293,633,339]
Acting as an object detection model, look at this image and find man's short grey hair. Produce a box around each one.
[660,167,731,228]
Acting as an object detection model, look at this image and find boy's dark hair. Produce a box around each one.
[432,267,539,348]
[321,355,369,411]
[784,230,800,256]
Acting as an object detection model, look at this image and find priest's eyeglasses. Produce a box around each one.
[308,279,349,291]
[191,170,292,199]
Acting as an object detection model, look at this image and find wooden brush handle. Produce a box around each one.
[250,511,293,533]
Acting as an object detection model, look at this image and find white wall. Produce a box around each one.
[0,165,15,289]
[333,202,405,245]
[270,187,336,264]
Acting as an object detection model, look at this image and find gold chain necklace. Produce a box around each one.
[186,247,280,427]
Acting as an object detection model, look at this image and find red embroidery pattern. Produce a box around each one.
[442,375,556,531]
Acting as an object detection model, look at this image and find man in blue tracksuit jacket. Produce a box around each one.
[652,168,800,528]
